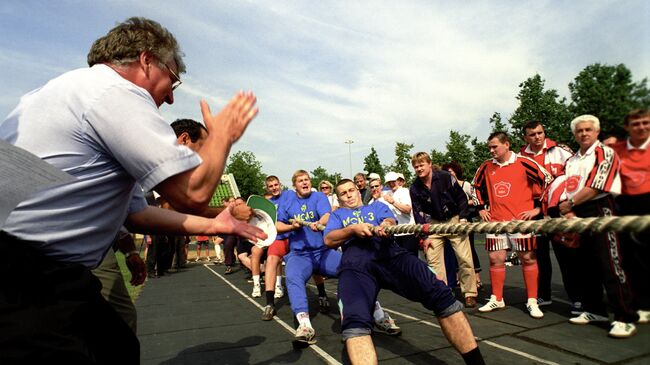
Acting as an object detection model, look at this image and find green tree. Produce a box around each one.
[363,147,385,178]
[386,142,414,183]
[468,136,489,180]
[225,151,265,199]
[310,166,341,187]
[430,149,446,167]
[445,130,473,176]
[568,63,650,139]
[509,74,573,147]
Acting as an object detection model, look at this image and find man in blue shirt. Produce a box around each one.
[277,170,400,345]
[324,179,485,365]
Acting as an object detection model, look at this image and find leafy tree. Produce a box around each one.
[445,130,473,176]
[310,166,341,187]
[225,151,265,199]
[363,147,385,178]
[386,142,414,183]
[568,63,650,139]
[468,136,489,180]
[509,74,573,148]
[430,149,446,167]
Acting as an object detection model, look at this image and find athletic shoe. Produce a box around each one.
[251,283,261,298]
[637,310,650,324]
[224,266,234,275]
[294,325,316,345]
[274,285,284,299]
[608,321,637,338]
[526,298,544,319]
[569,312,608,324]
[261,305,275,321]
[478,295,505,312]
[570,302,583,315]
[374,313,402,336]
[318,296,330,313]
[537,298,553,307]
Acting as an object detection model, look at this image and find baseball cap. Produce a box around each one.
[384,171,399,183]
[368,172,380,181]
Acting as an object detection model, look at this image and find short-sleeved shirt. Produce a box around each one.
[0,64,201,267]
[472,152,552,221]
[611,138,650,196]
[269,190,295,240]
[277,191,331,251]
[324,201,396,260]
[564,141,621,200]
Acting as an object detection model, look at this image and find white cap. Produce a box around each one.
[396,173,405,181]
[368,172,381,181]
[384,171,399,183]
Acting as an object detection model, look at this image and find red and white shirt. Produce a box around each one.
[610,137,650,196]
[519,138,573,177]
[564,141,621,201]
[472,152,552,222]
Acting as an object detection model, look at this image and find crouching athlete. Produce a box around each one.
[323,179,485,365]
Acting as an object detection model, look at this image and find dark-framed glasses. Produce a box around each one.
[163,63,182,90]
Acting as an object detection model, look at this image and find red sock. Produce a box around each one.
[489,265,506,301]
[522,262,539,299]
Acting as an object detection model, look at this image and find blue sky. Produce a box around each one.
[1,1,648,186]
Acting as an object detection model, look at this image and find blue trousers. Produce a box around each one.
[284,247,342,315]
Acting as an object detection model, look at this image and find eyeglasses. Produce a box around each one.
[320,186,330,190]
[162,63,182,91]
[370,185,381,189]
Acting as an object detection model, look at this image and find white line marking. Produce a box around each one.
[203,265,342,365]
[276,278,563,364]
[482,340,561,365]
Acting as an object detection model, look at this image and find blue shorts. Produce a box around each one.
[337,237,461,340]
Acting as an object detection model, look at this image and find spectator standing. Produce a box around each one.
[558,115,639,338]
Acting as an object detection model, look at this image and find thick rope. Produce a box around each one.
[290,215,650,236]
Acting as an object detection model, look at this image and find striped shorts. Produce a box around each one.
[485,233,536,252]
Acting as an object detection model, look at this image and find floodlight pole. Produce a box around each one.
[344,139,354,178]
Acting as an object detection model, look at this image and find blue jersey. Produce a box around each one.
[269,190,295,240]
[277,191,331,251]
[325,201,400,261]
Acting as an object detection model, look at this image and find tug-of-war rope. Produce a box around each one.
[290,215,650,236]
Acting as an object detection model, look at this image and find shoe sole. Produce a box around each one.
[375,328,402,336]
[292,338,317,348]
[608,328,637,338]
[478,306,505,313]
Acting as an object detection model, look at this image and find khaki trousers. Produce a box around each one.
[424,215,477,298]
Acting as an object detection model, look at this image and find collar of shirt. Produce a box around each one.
[627,136,649,151]
[524,139,548,156]
[492,151,517,167]
[576,140,600,159]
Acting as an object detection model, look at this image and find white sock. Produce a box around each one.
[253,275,260,285]
[373,301,385,321]
[296,312,312,327]
[276,276,283,287]
[215,244,222,259]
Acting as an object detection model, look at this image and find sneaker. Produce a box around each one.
[251,284,261,298]
[637,310,650,324]
[318,296,330,314]
[374,313,402,336]
[274,285,284,299]
[569,312,608,325]
[478,295,505,313]
[608,321,637,338]
[224,266,234,275]
[537,298,553,307]
[526,298,544,319]
[293,325,316,345]
[261,305,275,321]
[570,302,583,315]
